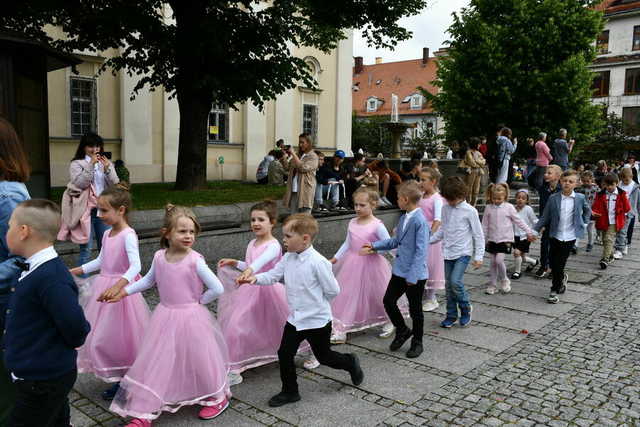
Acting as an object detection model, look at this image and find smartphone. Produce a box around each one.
[99,151,112,160]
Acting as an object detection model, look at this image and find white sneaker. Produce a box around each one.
[378,322,395,338]
[485,285,497,295]
[330,332,347,344]
[381,196,392,206]
[500,279,511,294]
[623,245,629,255]
[613,250,623,259]
[228,372,243,386]
[303,356,320,370]
[422,298,439,312]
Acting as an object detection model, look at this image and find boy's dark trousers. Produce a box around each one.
[278,321,354,394]
[9,369,76,427]
[549,238,575,293]
[383,275,426,342]
[540,228,551,270]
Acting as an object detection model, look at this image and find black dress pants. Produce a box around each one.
[278,321,354,394]
[9,369,76,427]
[383,275,426,343]
[549,238,575,293]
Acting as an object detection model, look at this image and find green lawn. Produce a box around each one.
[51,181,287,210]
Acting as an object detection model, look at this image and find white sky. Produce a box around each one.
[353,0,470,64]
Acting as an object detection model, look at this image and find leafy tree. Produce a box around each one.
[351,114,393,157]
[427,0,604,147]
[576,112,636,163]
[3,0,426,190]
[407,119,442,158]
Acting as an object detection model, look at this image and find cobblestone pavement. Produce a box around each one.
[70,234,640,426]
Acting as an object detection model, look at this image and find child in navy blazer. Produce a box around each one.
[3,200,90,426]
[534,170,591,304]
[364,181,429,359]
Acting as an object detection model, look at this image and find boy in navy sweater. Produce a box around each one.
[3,199,90,426]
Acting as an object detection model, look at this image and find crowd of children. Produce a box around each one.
[4,153,640,426]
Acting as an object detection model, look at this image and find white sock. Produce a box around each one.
[514,256,523,273]
[524,256,536,265]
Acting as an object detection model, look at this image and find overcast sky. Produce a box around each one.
[353,0,470,64]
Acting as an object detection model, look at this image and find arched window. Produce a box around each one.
[303,56,322,84]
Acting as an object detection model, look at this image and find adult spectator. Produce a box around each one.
[343,152,368,205]
[523,138,537,186]
[369,159,402,207]
[314,151,330,211]
[256,150,275,184]
[114,159,131,189]
[551,128,575,171]
[318,150,347,210]
[478,136,488,158]
[400,159,422,181]
[283,133,318,214]
[496,127,517,184]
[58,132,119,271]
[594,160,609,187]
[623,155,639,184]
[463,137,486,206]
[275,139,285,151]
[486,124,505,183]
[267,150,287,185]
[0,117,31,425]
[533,132,552,190]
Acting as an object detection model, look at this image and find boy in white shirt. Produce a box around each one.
[239,214,363,407]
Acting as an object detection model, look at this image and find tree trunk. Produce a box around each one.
[174,91,211,190]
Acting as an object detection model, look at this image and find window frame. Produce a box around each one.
[625,68,640,95]
[69,76,97,137]
[207,102,229,143]
[366,98,378,112]
[410,94,423,110]
[634,26,640,51]
[302,103,318,142]
[592,70,610,97]
[623,106,640,135]
[596,30,609,54]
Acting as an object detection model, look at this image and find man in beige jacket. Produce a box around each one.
[283,133,319,214]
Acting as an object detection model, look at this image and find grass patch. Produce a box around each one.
[51,181,287,211]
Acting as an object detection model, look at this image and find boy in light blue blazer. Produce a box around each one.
[363,181,429,358]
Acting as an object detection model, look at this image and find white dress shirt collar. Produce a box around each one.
[19,246,58,281]
[561,191,576,199]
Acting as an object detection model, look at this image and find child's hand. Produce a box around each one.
[472,260,482,269]
[218,259,238,269]
[105,288,128,303]
[237,275,257,286]
[591,212,602,218]
[329,257,337,264]
[526,233,537,242]
[99,280,128,302]
[236,267,254,284]
[360,243,375,255]
[69,267,83,276]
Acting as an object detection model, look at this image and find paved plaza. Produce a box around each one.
[69,234,640,426]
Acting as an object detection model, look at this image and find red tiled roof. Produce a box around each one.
[595,0,640,15]
[352,58,439,117]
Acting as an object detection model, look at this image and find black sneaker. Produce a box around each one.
[389,328,412,351]
[511,272,521,280]
[406,341,424,358]
[348,353,364,386]
[101,383,120,401]
[268,391,301,407]
[600,258,609,270]
[535,267,548,279]
[547,293,559,304]
[557,273,568,294]
[571,246,578,255]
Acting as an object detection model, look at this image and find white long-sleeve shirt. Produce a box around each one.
[125,257,224,305]
[81,232,141,283]
[430,201,485,262]
[333,222,390,260]
[236,240,281,272]
[514,205,538,238]
[254,245,339,331]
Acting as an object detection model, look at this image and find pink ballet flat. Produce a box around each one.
[125,419,151,427]
[198,398,229,420]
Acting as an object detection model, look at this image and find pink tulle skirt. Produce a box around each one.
[77,274,150,382]
[217,266,308,373]
[109,303,230,420]
[332,252,391,334]
[427,240,445,290]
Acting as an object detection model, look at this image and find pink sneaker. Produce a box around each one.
[198,398,229,420]
[125,419,152,427]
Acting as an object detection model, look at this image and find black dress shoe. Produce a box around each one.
[389,328,412,351]
[268,391,301,407]
[406,341,423,358]
[349,353,364,386]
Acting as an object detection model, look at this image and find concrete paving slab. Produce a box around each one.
[422,316,526,352]
[232,365,395,426]
[506,282,597,304]
[430,302,554,332]
[468,291,576,316]
[151,406,265,426]
[70,408,96,427]
[515,276,603,294]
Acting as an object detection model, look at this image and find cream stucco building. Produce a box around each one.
[46,26,353,186]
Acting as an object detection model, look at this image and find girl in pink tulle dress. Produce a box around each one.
[217,201,291,385]
[329,188,392,343]
[104,205,230,427]
[70,187,150,400]
[418,167,445,312]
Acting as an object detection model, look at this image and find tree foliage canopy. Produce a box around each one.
[428,0,604,145]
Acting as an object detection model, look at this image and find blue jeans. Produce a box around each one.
[444,256,471,320]
[78,208,110,270]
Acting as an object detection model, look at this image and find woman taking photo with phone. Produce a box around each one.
[58,132,119,270]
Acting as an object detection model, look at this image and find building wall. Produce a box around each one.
[46,25,353,186]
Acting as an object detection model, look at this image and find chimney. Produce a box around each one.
[354,56,364,74]
[375,57,383,64]
[422,48,429,65]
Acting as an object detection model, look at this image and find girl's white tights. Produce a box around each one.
[424,288,436,301]
[490,253,507,284]
[513,255,536,273]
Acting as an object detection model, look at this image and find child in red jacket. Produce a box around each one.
[592,173,631,269]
